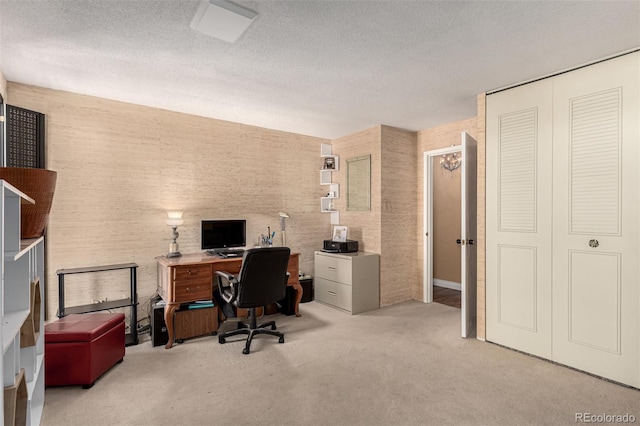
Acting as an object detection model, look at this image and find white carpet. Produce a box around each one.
[41,300,639,425]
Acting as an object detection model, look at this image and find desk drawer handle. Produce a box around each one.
[186,286,201,293]
[187,270,199,275]
[328,291,337,296]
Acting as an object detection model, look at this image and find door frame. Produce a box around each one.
[423,145,462,304]
[423,133,477,338]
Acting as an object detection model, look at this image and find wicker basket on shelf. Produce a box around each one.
[0,167,57,239]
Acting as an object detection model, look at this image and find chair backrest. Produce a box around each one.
[235,247,291,308]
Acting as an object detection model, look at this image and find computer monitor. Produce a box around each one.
[201,219,246,251]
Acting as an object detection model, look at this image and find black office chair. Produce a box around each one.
[215,247,290,354]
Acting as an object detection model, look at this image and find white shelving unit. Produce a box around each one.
[1,181,45,425]
[320,143,340,225]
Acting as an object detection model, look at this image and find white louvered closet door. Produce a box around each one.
[551,52,640,387]
[486,78,553,359]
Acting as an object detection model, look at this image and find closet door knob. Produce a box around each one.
[588,239,599,248]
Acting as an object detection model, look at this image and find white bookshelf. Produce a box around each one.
[1,181,45,425]
[320,143,340,225]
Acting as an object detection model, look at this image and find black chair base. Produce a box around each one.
[218,307,284,354]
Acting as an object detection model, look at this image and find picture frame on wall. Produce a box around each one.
[332,225,347,242]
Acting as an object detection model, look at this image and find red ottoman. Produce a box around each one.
[45,313,125,388]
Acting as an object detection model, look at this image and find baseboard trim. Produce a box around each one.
[433,279,461,291]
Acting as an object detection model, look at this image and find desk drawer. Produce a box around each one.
[315,277,352,312]
[314,254,352,285]
[173,264,211,281]
[174,278,212,303]
[212,257,299,285]
[212,260,242,277]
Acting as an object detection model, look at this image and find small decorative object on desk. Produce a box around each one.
[260,227,276,247]
[332,225,347,242]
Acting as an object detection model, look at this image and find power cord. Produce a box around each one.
[136,293,160,335]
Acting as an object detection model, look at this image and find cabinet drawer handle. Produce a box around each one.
[328,291,337,296]
[327,267,336,271]
[186,286,200,293]
[187,270,199,275]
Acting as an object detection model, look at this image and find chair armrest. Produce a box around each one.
[215,270,238,304]
[216,270,236,282]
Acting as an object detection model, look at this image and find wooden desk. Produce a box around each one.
[156,252,302,349]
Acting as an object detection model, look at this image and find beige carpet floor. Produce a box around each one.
[41,300,639,426]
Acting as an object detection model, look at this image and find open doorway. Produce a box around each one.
[423,132,477,338]
[431,153,462,309]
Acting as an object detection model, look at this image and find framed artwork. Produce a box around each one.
[332,225,347,242]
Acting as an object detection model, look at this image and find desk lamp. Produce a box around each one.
[279,212,290,246]
[166,211,184,258]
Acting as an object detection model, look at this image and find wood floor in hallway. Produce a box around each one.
[433,285,461,309]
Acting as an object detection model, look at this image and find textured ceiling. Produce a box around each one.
[1,1,639,139]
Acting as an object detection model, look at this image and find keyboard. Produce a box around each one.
[207,249,245,257]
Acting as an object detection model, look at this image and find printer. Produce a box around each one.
[322,239,358,253]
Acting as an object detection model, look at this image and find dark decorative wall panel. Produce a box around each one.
[6,105,46,169]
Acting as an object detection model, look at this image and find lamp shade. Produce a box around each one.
[166,211,184,226]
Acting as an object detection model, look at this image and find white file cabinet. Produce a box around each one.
[314,251,379,314]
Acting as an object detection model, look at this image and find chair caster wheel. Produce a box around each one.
[271,325,276,330]
[212,331,217,336]
[219,337,226,344]
[176,339,184,344]
[279,336,285,343]
[242,348,250,355]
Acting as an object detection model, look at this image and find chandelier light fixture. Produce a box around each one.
[440,152,462,175]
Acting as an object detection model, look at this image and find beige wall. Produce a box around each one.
[330,118,481,310]
[331,125,418,307]
[331,126,382,253]
[432,163,461,283]
[5,80,487,336]
[379,126,418,305]
[8,82,330,321]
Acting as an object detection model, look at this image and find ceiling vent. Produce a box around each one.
[190,0,257,43]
